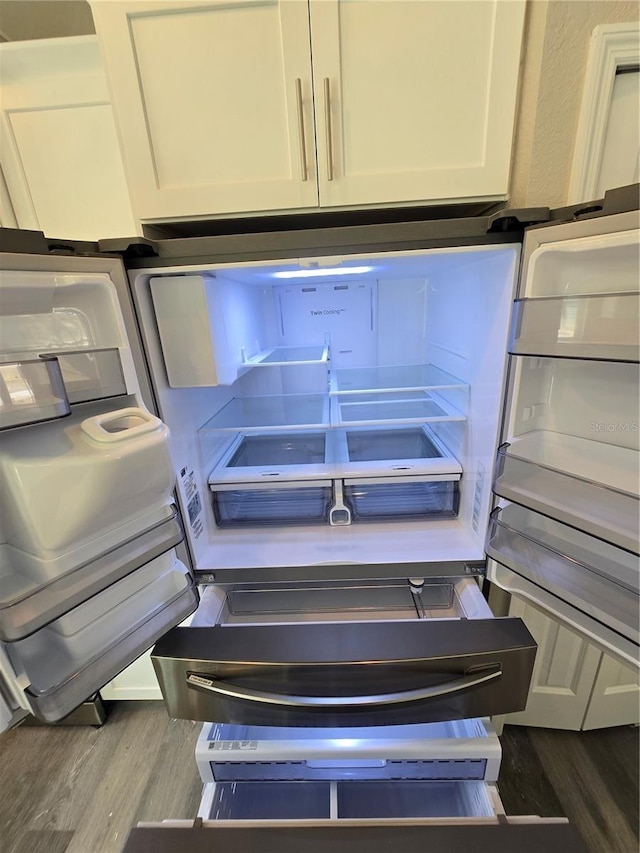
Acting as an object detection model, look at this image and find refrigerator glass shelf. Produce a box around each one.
[494,434,639,555]
[335,393,466,426]
[329,364,468,395]
[201,394,330,432]
[487,504,639,645]
[510,291,639,362]
[242,344,329,367]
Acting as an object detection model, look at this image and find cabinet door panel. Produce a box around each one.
[309,0,525,207]
[91,0,317,219]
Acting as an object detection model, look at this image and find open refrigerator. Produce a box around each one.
[0,187,637,850]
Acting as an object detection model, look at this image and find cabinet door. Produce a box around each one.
[90,0,317,220]
[308,0,525,208]
[0,36,138,240]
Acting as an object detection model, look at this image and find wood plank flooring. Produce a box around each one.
[0,702,637,853]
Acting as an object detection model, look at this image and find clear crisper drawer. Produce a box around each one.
[211,483,333,527]
[344,479,459,521]
[510,292,639,361]
[486,504,639,647]
[494,436,639,555]
[7,553,197,722]
[0,357,70,430]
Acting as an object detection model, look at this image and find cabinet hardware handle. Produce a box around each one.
[186,666,501,708]
[295,78,308,182]
[323,77,334,181]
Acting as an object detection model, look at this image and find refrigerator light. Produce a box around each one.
[272,266,373,279]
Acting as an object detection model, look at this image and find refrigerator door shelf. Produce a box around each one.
[196,717,501,784]
[38,348,127,404]
[0,356,70,430]
[0,504,183,642]
[5,555,197,723]
[494,436,639,554]
[510,291,639,362]
[151,578,535,727]
[486,504,639,662]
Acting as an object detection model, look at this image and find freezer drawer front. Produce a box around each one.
[151,619,535,726]
[123,823,588,853]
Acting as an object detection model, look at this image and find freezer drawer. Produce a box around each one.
[202,779,496,821]
[196,717,501,783]
[152,578,535,727]
[122,822,589,853]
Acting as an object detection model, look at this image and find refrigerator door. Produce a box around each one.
[487,207,640,667]
[0,249,198,728]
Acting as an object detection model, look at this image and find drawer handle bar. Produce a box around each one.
[186,667,501,708]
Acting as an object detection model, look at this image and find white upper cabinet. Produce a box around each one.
[308,0,525,208]
[0,36,138,239]
[90,0,525,221]
[90,0,318,220]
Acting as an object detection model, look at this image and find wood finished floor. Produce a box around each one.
[0,702,637,853]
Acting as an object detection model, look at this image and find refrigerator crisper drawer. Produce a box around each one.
[486,504,639,650]
[151,583,536,727]
[344,477,459,521]
[6,553,197,722]
[196,717,501,784]
[211,482,333,527]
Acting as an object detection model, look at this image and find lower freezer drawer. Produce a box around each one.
[203,779,496,821]
[151,618,536,727]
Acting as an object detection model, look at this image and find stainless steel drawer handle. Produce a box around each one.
[186,667,501,708]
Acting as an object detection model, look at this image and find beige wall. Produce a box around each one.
[0,1,94,42]
[510,0,640,208]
